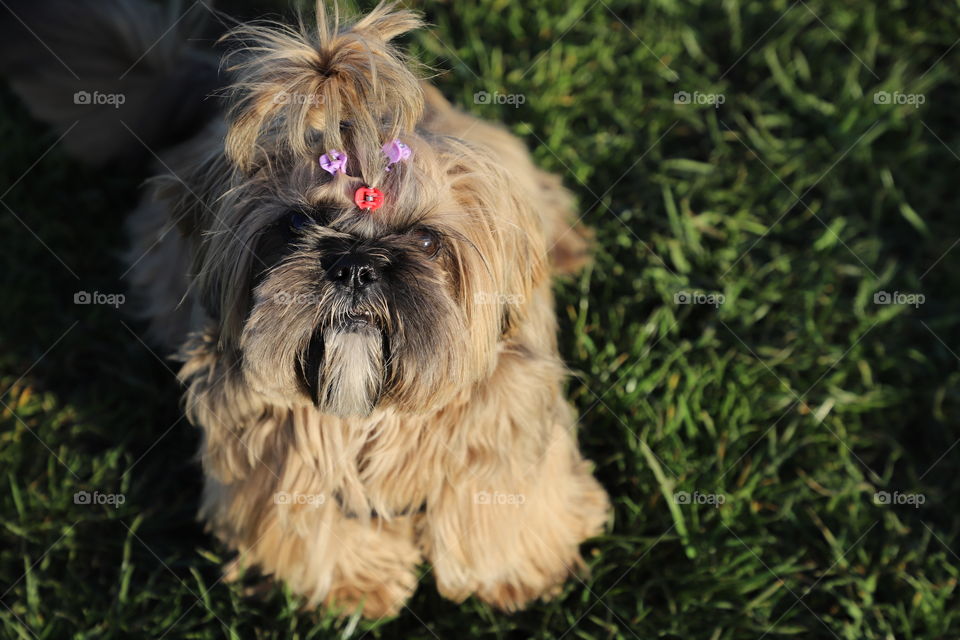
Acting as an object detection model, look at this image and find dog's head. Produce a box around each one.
[180,2,548,417]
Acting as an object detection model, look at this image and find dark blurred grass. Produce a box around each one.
[2,0,960,638]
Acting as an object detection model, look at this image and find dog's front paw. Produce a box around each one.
[323,565,418,619]
[434,548,579,612]
[428,435,610,612]
[314,514,422,619]
[473,563,573,612]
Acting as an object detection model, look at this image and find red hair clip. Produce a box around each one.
[354,186,384,211]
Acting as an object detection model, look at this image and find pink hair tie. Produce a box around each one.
[319,149,348,175]
[382,140,411,171]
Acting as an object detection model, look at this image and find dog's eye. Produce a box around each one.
[288,211,311,232]
[412,229,440,257]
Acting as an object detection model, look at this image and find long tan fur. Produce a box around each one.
[124,1,608,618]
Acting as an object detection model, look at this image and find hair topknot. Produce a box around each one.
[221,1,424,179]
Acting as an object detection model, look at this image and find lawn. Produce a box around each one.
[2,0,960,638]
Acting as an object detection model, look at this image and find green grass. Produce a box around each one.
[3,0,960,637]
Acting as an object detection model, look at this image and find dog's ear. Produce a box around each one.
[145,141,249,342]
[179,330,287,482]
[436,141,551,358]
[221,1,424,177]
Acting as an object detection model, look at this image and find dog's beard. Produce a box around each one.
[240,278,390,417]
[299,323,384,417]
[236,228,470,418]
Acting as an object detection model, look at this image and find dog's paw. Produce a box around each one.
[434,547,583,613]
[323,565,418,619]
[473,566,572,612]
[430,449,610,613]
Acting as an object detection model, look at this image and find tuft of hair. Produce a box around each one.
[221,1,424,179]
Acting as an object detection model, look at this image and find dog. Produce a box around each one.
[2,0,610,618]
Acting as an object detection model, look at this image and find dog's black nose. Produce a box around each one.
[327,254,380,290]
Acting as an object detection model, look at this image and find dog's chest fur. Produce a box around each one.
[280,342,563,520]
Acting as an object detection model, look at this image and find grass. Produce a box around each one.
[2,0,960,637]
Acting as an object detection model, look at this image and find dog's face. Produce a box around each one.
[235,144,488,418]
[244,182,452,418]
[190,132,546,418]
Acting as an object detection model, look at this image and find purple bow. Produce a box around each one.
[382,140,411,170]
[319,149,348,175]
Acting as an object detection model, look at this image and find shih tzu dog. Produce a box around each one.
[2,0,610,617]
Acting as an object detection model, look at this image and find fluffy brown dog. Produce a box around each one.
[4,0,610,618]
